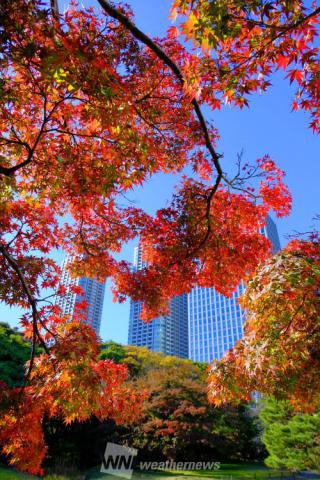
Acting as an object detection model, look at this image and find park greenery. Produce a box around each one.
[0,329,262,473]
[0,322,32,387]
[99,344,261,463]
[260,397,320,472]
[0,464,292,480]
[0,0,319,475]
[1,326,320,477]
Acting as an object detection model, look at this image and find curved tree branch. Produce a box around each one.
[97,0,223,177]
[224,6,320,76]
[97,0,224,255]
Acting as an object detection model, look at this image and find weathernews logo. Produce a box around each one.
[101,442,221,479]
[101,442,138,479]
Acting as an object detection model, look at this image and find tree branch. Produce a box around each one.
[0,96,68,177]
[51,0,59,19]
[224,6,320,76]
[0,244,50,386]
[0,156,33,177]
[97,0,222,176]
[97,0,224,255]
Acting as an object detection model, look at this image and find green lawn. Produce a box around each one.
[0,466,37,479]
[0,463,289,480]
[154,463,283,478]
[87,463,287,480]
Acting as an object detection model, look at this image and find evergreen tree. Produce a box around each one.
[0,322,31,387]
[260,397,320,472]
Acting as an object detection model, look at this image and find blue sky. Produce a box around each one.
[1,0,319,344]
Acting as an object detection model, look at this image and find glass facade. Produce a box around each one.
[128,246,189,358]
[188,216,281,363]
[56,256,105,336]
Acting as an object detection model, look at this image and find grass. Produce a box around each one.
[87,463,286,480]
[153,463,282,478]
[0,463,289,480]
[0,466,37,479]
[0,466,84,480]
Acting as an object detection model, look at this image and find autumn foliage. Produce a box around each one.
[0,0,318,473]
[123,350,260,462]
[208,239,320,412]
[0,323,142,474]
[171,0,320,130]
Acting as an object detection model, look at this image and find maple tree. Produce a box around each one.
[0,0,318,473]
[208,237,320,412]
[0,322,143,474]
[171,0,320,130]
[123,352,260,462]
[41,346,261,471]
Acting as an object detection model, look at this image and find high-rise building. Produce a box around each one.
[57,256,105,336]
[128,246,189,358]
[188,216,281,363]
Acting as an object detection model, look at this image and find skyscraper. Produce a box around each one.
[57,255,105,336]
[128,246,189,358]
[188,216,281,363]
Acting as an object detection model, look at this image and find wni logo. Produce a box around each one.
[101,442,138,479]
